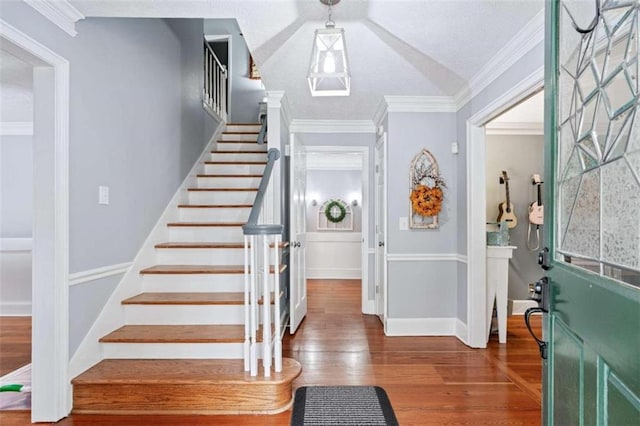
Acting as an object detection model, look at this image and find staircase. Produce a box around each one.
[71,124,301,415]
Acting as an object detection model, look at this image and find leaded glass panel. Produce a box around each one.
[557,0,639,287]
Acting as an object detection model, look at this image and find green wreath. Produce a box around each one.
[325,200,347,223]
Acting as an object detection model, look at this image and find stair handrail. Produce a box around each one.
[203,40,228,122]
[243,148,282,236]
[243,147,283,377]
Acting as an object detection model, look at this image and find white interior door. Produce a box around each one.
[375,133,387,324]
[289,133,307,333]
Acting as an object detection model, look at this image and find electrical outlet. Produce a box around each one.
[98,186,109,205]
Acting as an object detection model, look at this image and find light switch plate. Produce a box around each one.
[98,186,109,205]
[399,216,408,230]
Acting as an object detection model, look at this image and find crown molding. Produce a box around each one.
[455,9,545,109]
[485,121,544,135]
[24,0,84,37]
[384,96,457,113]
[0,121,33,136]
[289,119,376,134]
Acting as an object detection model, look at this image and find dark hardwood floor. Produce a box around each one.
[0,279,542,425]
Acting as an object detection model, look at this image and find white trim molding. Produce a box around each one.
[1,122,34,136]
[0,18,71,421]
[0,238,33,252]
[485,121,544,135]
[455,9,545,108]
[384,96,457,113]
[386,317,456,336]
[68,262,133,287]
[387,253,467,263]
[24,0,84,37]
[289,119,376,134]
[0,302,32,316]
[455,319,468,345]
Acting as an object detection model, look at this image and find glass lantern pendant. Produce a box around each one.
[307,0,350,96]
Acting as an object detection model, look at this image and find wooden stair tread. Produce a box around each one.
[122,292,277,305]
[205,161,267,165]
[187,187,258,191]
[155,242,244,249]
[99,324,253,343]
[211,150,266,154]
[140,264,286,274]
[222,131,259,134]
[155,241,289,249]
[177,204,252,208]
[166,221,245,227]
[197,174,263,178]
[73,359,300,385]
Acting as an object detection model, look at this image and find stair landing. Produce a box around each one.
[72,358,302,415]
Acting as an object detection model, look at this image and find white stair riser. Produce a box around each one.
[220,133,258,142]
[156,248,245,265]
[179,207,252,222]
[123,305,260,325]
[210,152,266,162]
[226,125,261,133]
[204,163,265,175]
[102,342,246,359]
[169,226,244,242]
[188,190,256,205]
[217,142,266,152]
[141,274,246,292]
[197,176,262,189]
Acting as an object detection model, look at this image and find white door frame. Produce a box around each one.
[466,68,543,347]
[304,145,371,313]
[0,20,71,421]
[374,133,388,327]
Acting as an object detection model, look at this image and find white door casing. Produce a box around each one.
[375,133,388,327]
[0,20,71,421]
[289,133,307,333]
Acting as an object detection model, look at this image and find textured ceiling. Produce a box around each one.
[70,0,545,120]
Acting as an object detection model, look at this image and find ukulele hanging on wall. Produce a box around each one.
[496,170,517,229]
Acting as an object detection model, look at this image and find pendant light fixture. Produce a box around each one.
[307,0,350,96]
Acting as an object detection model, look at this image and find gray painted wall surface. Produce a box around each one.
[486,134,544,300]
[203,19,265,123]
[388,261,457,318]
[306,169,362,232]
[387,112,458,253]
[1,135,32,237]
[68,275,120,356]
[0,3,215,352]
[385,111,458,318]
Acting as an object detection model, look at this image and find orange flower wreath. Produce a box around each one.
[410,185,443,217]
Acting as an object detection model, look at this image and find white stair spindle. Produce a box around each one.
[243,235,250,372]
[274,234,282,372]
[262,236,271,377]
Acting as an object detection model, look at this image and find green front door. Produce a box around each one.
[545,0,640,424]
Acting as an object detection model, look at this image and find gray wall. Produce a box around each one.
[204,19,265,123]
[486,134,544,300]
[0,2,217,353]
[386,112,458,318]
[306,169,362,232]
[1,135,32,237]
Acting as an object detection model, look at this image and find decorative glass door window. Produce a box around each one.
[557,0,639,287]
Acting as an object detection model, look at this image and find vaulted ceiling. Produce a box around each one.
[69,0,545,120]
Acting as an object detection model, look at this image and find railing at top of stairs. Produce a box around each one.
[203,40,228,122]
[242,147,283,377]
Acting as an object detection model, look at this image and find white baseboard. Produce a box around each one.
[306,268,361,279]
[385,317,456,336]
[0,302,31,316]
[511,299,538,315]
[455,319,469,345]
